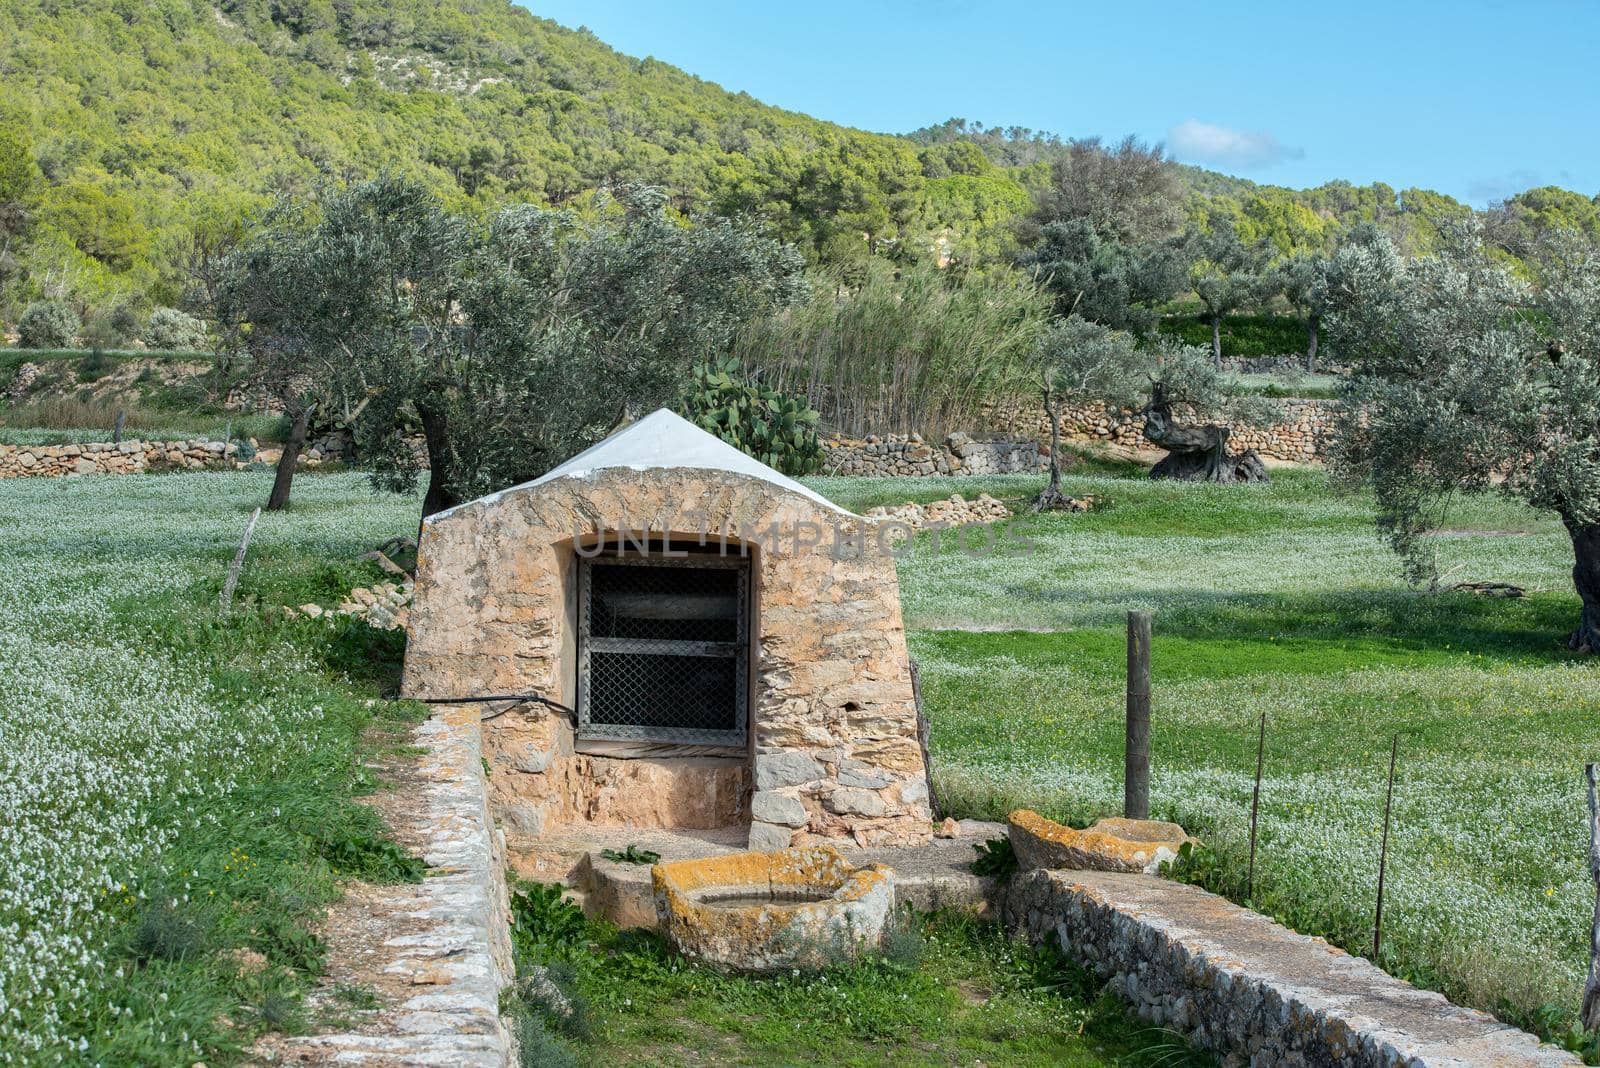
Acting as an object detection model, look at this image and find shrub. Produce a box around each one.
[17,300,79,349]
[144,307,209,350]
[680,356,823,475]
[82,304,139,348]
[969,835,1018,880]
[509,1006,579,1068]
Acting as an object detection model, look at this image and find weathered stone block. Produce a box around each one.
[825,786,887,818]
[1008,809,1192,875]
[747,821,794,851]
[754,752,826,792]
[750,791,808,827]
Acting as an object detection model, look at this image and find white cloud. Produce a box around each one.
[1465,169,1542,205]
[1168,119,1303,169]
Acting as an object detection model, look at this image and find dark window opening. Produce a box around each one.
[578,550,749,746]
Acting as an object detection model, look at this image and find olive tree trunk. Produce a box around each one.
[1032,385,1076,511]
[1306,314,1320,374]
[1567,519,1600,654]
[1211,316,1223,367]
[1143,401,1267,484]
[418,397,462,520]
[266,404,312,511]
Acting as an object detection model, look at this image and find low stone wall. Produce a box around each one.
[994,399,1331,465]
[822,400,1331,477]
[276,704,515,1066]
[1005,868,1575,1067]
[0,434,350,478]
[1220,354,1350,375]
[0,438,240,477]
[822,432,1049,477]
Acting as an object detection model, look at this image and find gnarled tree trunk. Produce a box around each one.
[1567,518,1600,654]
[1306,314,1320,374]
[417,396,461,520]
[266,402,313,511]
[1142,400,1267,484]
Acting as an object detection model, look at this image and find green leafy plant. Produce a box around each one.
[600,844,661,865]
[969,835,1018,880]
[680,356,823,475]
[510,880,589,963]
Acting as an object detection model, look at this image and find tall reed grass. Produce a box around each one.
[735,262,1050,439]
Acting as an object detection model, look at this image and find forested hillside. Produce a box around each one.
[1,0,1598,332]
[0,0,1029,317]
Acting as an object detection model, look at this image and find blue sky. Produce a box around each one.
[522,0,1600,206]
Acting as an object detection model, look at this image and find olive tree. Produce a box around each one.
[214,176,463,511]
[218,176,803,517]
[1322,222,1600,651]
[1273,250,1333,371]
[1019,217,1190,334]
[1189,221,1274,365]
[1034,315,1273,499]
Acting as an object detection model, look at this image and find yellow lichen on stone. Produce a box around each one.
[1008,810,1194,875]
[652,846,895,972]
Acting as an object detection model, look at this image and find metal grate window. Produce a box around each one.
[578,551,749,745]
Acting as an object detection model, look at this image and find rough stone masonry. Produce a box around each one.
[1005,868,1577,1067]
[402,453,934,858]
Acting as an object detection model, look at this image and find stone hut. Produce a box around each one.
[402,410,933,855]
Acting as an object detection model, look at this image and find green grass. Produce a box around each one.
[508,885,1207,1067]
[0,414,287,445]
[802,468,1598,1041]
[1232,371,1342,399]
[0,471,424,1063]
[12,464,1594,1059]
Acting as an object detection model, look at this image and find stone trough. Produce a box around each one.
[1008,809,1194,875]
[652,846,895,972]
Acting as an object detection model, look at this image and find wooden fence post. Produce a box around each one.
[1373,733,1399,962]
[1583,763,1600,1031]
[1125,610,1151,820]
[1247,710,1267,901]
[219,506,262,614]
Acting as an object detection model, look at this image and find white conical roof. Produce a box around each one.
[434,408,851,519]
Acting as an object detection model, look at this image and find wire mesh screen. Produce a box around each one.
[579,555,748,744]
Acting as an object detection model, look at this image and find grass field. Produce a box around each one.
[3,464,1594,1061]
[0,473,423,1064]
[808,469,1598,1040]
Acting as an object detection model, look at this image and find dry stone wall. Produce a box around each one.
[0,433,350,478]
[991,398,1331,464]
[0,438,240,477]
[1005,868,1576,1067]
[822,432,1049,477]
[822,400,1332,477]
